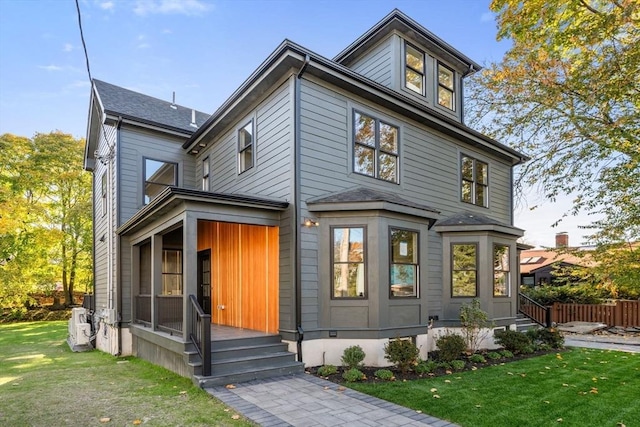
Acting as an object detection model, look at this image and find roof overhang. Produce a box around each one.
[308,200,439,228]
[434,222,525,237]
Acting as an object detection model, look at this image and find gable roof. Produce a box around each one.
[520,248,594,274]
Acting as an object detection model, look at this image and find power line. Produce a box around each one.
[75,0,93,83]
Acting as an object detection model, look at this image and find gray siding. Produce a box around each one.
[348,37,393,88]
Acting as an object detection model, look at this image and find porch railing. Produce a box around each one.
[135,295,151,325]
[519,292,551,327]
[156,295,183,334]
[189,295,211,376]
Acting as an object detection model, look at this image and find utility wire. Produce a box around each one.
[75,0,93,83]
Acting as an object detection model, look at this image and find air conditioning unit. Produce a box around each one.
[74,323,91,346]
[68,307,91,351]
[71,307,87,325]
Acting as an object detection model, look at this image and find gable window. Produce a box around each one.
[162,249,182,295]
[354,111,399,183]
[494,245,510,296]
[404,43,425,95]
[101,173,107,217]
[238,120,254,173]
[390,228,419,298]
[452,243,477,297]
[461,155,488,207]
[437,63,455,110]
[144,158,177,204]
[202,157,210,191]
[332,226,366,298]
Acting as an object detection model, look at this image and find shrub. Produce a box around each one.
[460,299,494,353]
[414,360,438,375]
[528,328,565,349]
[316,365,337,377]
[435,333,466,362]
[342,368,365,382]
[500,349,514,358]
[437,361,452,370]
[520,284,605,305]
[486,351,502,360]
[374,369,395,381]
[384,338,420,374]
[468,354,486,363]
[494,329,533,354]
[451,360,466,371]
[341,345,365,369]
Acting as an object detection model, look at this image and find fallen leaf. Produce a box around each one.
[433,394,440,399]
[520,374,526,378]
[507,372,514,375]
[225,384,236,389]
[231,415,240,420]
[471,366,478,370]
[475,404,481,408]
[416,410,422,414]
[99,418,111,423]
[590,388,598,394]
[338,386,346,391]
[179,390,187,395]
[617,423,626,427]
[445,370,452,374]
[133,420,142,425]
[557,418,563,423]
[224,409,230,412]
[545,367,551,370]
[562,384,569,387]
[444,379,451,383]
[544,401,550,404]
[430,388,438,392]
[323,386,329,390]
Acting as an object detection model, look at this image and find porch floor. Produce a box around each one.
[210,324,277,341]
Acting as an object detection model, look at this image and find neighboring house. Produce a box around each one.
[83,9,527,383]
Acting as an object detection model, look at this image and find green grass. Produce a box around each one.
[351,349,640,427]
[0,321,253,426]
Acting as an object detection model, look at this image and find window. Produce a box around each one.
[390,228,419,298]
[461,155,488,207]
[162,249,182,295]
[404,43,425,95]
[332,227,366,298]
[202,157,210,191]
[494,245,510,296]
[353,111,399,183]
[437,62,455,110]
[238,120,254,173]
[144,159,177,204]
[101,173,107,217]
[452,243,477,297]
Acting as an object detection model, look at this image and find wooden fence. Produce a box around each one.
[551,300,640,328]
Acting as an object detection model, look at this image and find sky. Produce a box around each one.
[0,0,594,248]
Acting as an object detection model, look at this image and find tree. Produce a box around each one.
[466,0,639,292]
[0,132,92,308]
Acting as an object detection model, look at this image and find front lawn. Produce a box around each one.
[0,321,253,426]
[350,348,639,427]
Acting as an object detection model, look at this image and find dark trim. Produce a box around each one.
[237,119,255,175]
[352,109,400,184]
[436,61,456,112]
[103,109,199,136]
[142,157,178,206]
[492,243,511,298]
[388,226,420,299]
[330,225,368,300]
[450,242,479,298]
[460,153,489,208]
[403,41,426,96]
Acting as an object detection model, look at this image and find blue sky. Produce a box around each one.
[0,0,592,247]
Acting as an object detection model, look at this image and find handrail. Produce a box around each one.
[519,292,551,327]
[188,295,211,376]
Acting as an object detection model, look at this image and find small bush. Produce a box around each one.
[316,365,337,377]
[500,349,514,358]
[341,345,365,369]
[527,328,565,349]
[468,354,486,364]
[494,329,533,354]
[384,338,419,374]
[342,368,365,382]
[486,351,502,360]
[460,299,494,352]
[374,369,395,381]
[451,360,466,371]
[437,361,452,370]
[415,360,438,375]
[435,333,466,362]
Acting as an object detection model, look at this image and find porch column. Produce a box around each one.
[151,233,163,330]
[182,211,198,341]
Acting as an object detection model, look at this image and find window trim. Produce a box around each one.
[238,119,254,174]
[331,225,368,300]
[389,227,419,299]
[451,242,478,298]
[404,42,426,96]
[161,248,183,296]
[460,154,489,208]
[493,244,511,297]
[202,156,210,191]
[437,62,456,111]
[143,157,178,205]
[353,110,399,183]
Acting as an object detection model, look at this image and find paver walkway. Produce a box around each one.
[206,374,458,427]
[564,333,640,353]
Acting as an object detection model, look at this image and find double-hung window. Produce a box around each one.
[144,159,177,204]
[353,111,399,183]
[493,245,510,297]
[437,63,455,110]
[238,120,254,173]
[161,249,183,295]
[390,228,419,298]
[461,155,488,207]
[451,243,477,297]
[332,226,366,298]
[202,157,210,191]
[405,43,425,95]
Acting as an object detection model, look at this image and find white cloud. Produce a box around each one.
[39,65,64,72]
[133,0,211,16]
[99,1,115,11]
[63,43,74,52]
[480,11,494,23]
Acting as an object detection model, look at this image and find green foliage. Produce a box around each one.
[451,360,466,371]
[437,361,452,370]
[342,368,365,382]
[341,345,366,369]
[414,360,438,375]
[384,338,419,374]
[526,328,565,350]
[487,352,502,360]
[469,354,487,364]
[435,333,466,362]
[374,369,395,381]
[459,299,494,352]
[494,329,534,354]
[521,284,606,305]
[316,365,337,377]
[500,349,514,358]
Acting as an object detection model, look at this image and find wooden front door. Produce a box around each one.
[197,221,279,333]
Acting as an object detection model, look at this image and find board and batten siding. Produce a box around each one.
[298,77,515,327]
[347,36,394,89]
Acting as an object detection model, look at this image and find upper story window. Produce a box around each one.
[332,226,366,298]
[390,228,419,298]
[493,245,510,297]
[144,158,177,204]
[353,111,399,183]
[452,243,477,297]
[238,120,254,174]
[461,155,488,207]
[202,157,210,191]
[437,63,455,110]
[101,173,107,217]
[404,43,425,95]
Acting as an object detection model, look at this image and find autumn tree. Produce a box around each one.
[466,0,639,290]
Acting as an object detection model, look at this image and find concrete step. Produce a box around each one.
[196,361,304,388]
[212,342,289,361]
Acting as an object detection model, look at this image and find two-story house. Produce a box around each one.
[83,9,526,386]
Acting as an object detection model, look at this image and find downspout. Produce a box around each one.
[294,55,310,363]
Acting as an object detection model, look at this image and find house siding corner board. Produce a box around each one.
[348,36,393,88]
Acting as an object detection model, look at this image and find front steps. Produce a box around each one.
[516,313,541,332]
[188,334,304,387]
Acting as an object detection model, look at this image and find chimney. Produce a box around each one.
[555,232,569,248]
